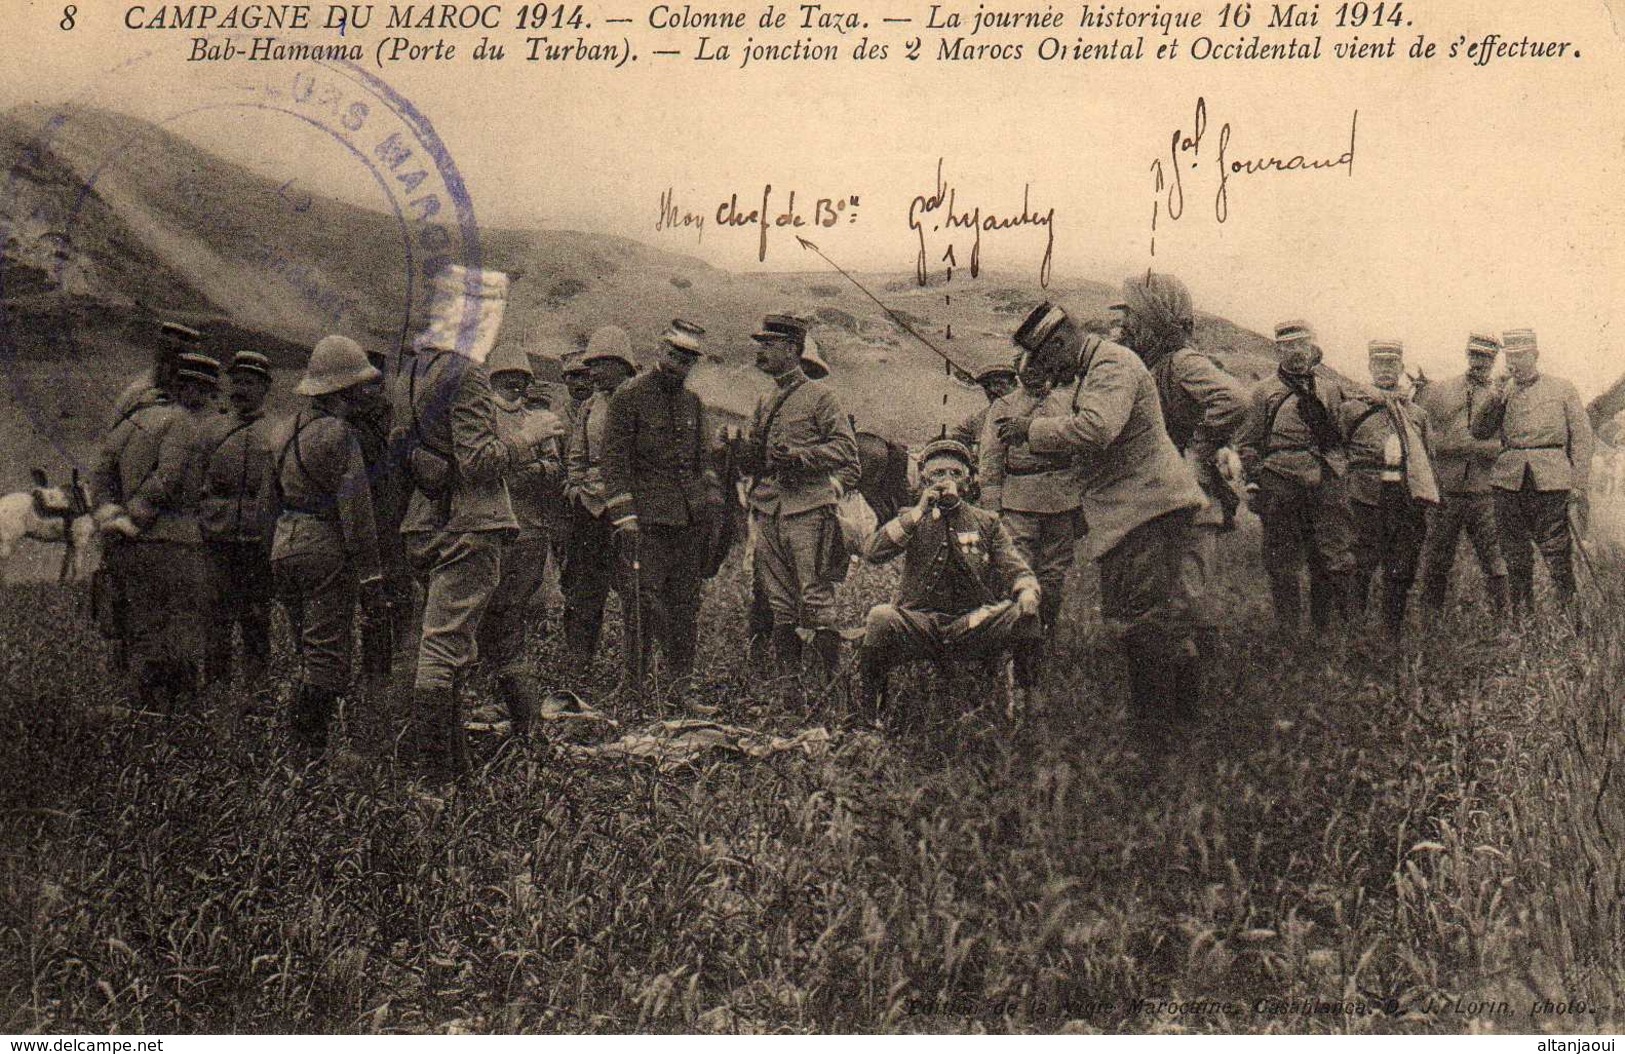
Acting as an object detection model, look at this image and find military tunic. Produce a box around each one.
[1470,371,1594,611]
[271,410,381,693]
[602,368,720,681]
[978,386,1079,634]
[1236,366,1355,631]
[1417,374,1507,605]
[560,387,625,661]
[396,350,519,691]
[195,407,280,683]
[742,368,861,632]
[92,398,208,702]
[1340,389,1434,619]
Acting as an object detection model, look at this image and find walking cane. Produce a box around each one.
[1568,503,1603,602]
[627,527,645,703]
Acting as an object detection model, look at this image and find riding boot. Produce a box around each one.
[1268,573,1302,635]
[1010,638,1042,691]
[810,629,842,683]
[1486,574,1508,619]
[1420,573,1449,614]
[770,624,803,675]
[1122,636,1171,749]
[1382,578,1411,641]
[415,687,470,783]
[855,647,889,720]
[495,671,539,739]
[290,684,336,757]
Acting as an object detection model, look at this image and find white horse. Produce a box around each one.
[0,469,100,585]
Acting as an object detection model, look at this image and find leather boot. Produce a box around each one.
[770,624,803,675]
[415,687,470,783]
[855,647,889,720]
[1420,574,1448,614]
[1382,578,1412,640]
[1010,638,1042,691]
[810,629,842,682]
[1486,574,1508,619]
[495,671,539,739]
[290,684,337,756]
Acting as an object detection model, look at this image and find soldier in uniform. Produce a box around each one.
[1418,333,1510,616]
[1341,340,1439,638]
[1236,321,1355,634]
[978,352,1079,645]
[397,267,531,781]
[109,321,202,427]
[1470,328,1593,618]
[271,336,389,756]
[196,351,279,688]
[562,326,638,666]
[93,350,219,712]
[603,320,723,698]
[951,364,1019,455]
[348,346,417,656]
[740,314,862,678]
[474,342,564,736]
[1115,274,1248,654]
[856,438,1042,716]
[996,303,1208,736]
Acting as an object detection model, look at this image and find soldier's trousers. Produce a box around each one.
[1254,473,1355,631]
[110,540,205,703]
[274,548,356,694]
[860,600,1039,670]
[203,539,273,684]
[753,507,839,631]
[1002,509,1076,634]
[406,529,505,691]
[1493,484,1575,611]
[561,502,618,659]
[1349,484,1428,612]
[1420,491,1506,605]
[618,523,706,681]
[1099,509,1203,726]
[477,537,550,677]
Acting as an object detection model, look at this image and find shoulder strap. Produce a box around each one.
[408,352,455,460]
[1347,401,1388,440]
[1262,387,1297,443]
[274,412,321,507]
[205,418,256,472]
[756,378,807,468]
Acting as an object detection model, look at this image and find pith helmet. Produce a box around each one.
[486,342,534,379]
[584,325,636,371]
[297,335,380,396]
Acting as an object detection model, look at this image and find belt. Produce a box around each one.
[1507,444,1565,451]
[1005,463,1070,478]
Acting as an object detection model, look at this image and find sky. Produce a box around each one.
[3,0,1623,394]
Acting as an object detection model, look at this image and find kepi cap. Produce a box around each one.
[918,438,974,470]
[1274,320,1316,345]
[1503,328,1538,354]
[752,314,809,348]
[661,318,707,357]
[1013,302,1070,352]
[1465,332,1501,356]
[1367,339,1404,360]
[228,351,273,381]
[160,321,203,346]
[174,351,220,388]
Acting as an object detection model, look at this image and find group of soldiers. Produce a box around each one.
[85,266,1598,776]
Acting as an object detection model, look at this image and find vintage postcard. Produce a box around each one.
[0,0,1621,1038]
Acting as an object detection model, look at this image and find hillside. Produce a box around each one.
[0,103,1277,467]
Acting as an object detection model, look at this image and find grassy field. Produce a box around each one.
[0,519,1622,1034]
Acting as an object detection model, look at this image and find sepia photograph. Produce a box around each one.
[0,0,1622,1037]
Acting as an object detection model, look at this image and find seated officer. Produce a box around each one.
[855,439,1042,717]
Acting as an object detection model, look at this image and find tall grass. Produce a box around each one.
[0,529,1620,1033]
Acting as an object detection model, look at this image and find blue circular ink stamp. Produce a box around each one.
[0,54,489,476]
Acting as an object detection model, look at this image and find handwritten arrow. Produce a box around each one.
[795,235,979,385]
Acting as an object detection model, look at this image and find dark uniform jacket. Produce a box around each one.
[602,369,718,529]
[864,500,1038,616]
[1340,388,1434,506]
[194,409,280,543]
[1237,366,1351,488]
[94,399,205,545]
[1150,349,1248,459]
